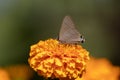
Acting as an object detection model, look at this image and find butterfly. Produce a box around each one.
[58,16,85,44]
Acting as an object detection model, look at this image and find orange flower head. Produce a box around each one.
[28,39,89,79]
[77,57,120,80]
[0,68,10,80]
[5,64,34,80]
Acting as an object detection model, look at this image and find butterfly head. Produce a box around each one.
[80,35,85,43]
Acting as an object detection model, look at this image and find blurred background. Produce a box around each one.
[0,0,120,80]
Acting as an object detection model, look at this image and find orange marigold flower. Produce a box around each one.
[5,64,34,80]
[0,68,10,80]
[76,57,120,80]
[28,39,89,79]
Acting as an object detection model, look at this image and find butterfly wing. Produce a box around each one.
[59,16,81,43]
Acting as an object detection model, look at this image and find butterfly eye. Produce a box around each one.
[80,35,83,38]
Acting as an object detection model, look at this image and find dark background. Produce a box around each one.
[0,0,120,67]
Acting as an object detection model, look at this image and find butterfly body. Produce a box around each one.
[58,16,85,44]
